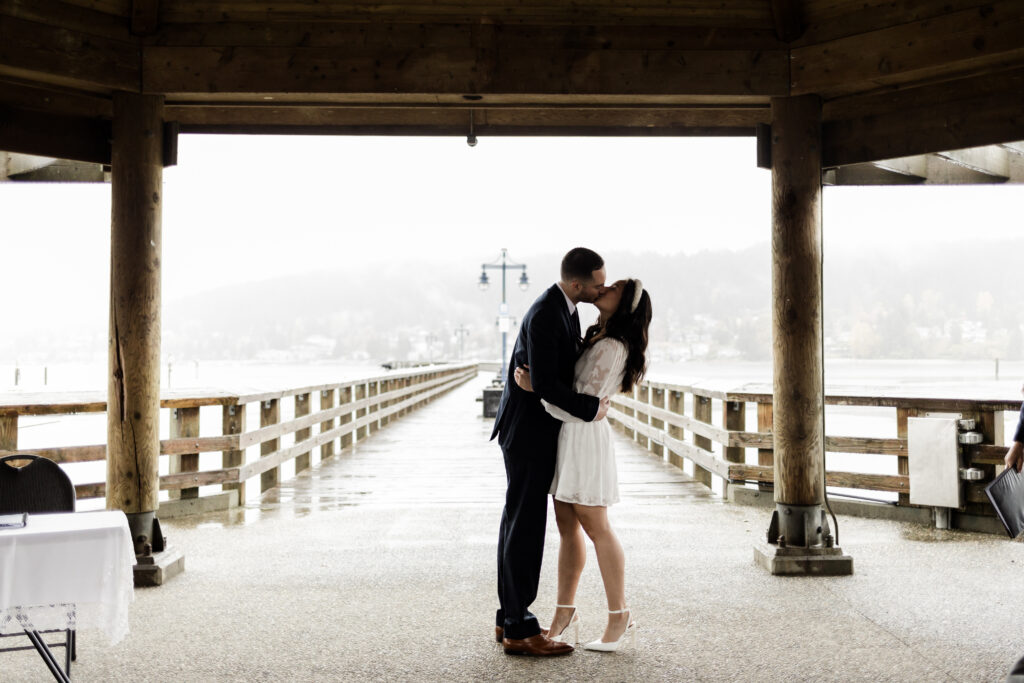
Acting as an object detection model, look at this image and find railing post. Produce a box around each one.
[975,407,1003,492]
[693,394,714,489]
[222,404,246,504]
[320,389,336,462]
[723,399,746,498]
[294,393,312,474]
[381,379,391,427]
[636,385,650,450]
[169,407,200,499]
[402,377,411,416]
[623,386,637,439]
[369,381,380,434]
[0,413,17,451]
[895,407,921,506]
[651,387,665,459]
[757,401,774,492]
[667,391,685,469]
[260,399,280,493]
[339,386,353,449]
[356,383,368,441]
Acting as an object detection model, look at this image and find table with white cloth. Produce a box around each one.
[0,511,136,678]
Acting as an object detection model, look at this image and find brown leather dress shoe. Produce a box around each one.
[496,627,547,643]
[502,633,573,656]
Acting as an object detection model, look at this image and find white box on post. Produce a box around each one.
[907,417,961,509]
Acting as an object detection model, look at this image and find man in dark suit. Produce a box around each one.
[491,247,610,656]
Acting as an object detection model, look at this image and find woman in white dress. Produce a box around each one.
[515,278,653,653]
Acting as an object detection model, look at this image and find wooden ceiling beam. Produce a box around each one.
[770,0,804,43]
[823,68,1024,167]
[798,0,996,46]
[0,77,113,119]
[0,104,111,164]
[0,15,138,92]
[935,146,1011,180]
[822,163,925,186]
[131,0,161,36]
[144,44,787,98]
[0,0,134,41]
[167,103,768,135]
[155,0,773,26]
[792,1,1024,98]
[146,21,785,51]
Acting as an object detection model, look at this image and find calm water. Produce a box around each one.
[2,358,1021,508]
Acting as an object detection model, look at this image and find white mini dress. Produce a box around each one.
[542,337,628,507]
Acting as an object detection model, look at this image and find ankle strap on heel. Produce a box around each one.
[555,604,576,609]
[608,607,630,614]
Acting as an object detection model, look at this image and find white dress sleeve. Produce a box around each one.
[541,339,627,423]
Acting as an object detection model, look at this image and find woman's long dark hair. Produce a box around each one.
[582,279,653,393]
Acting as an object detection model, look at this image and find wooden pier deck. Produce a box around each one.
[4,374,1023,682]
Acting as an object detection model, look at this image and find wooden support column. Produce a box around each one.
[169,407,199,499]
[260,399,279,493]
[693,395,714,489]
[222,404,246,504]
[756,94,850,575]
[294,393,311,474]
[106,91,164,543]
[320,389,336,461]
[770,94,825,510]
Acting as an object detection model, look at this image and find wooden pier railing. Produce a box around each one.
[0,363,477,513]
[609,378,1019,533]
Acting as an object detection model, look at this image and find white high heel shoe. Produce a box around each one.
[549,604,581,645]
[583,607,636,652]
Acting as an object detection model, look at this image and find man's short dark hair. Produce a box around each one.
[560,247,604,283]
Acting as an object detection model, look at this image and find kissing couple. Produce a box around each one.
[490,247,654,656]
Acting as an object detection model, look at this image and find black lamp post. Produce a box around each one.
[479,248,529,379]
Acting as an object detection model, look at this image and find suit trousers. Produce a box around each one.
[496,444,556,640]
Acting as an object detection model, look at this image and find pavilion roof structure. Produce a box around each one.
[1,0,1023,185]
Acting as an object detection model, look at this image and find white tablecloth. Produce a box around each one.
[0,511,135,644]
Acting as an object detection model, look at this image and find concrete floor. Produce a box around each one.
[5,375,1024,682]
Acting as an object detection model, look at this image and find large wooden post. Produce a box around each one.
[756,94,851,575]
[107,91,182,584]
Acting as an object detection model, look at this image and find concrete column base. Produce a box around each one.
[134,546,185,587]
[754,542,853,576]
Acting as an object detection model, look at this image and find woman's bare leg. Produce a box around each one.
[548,499,586,637]
[573,504,630,642]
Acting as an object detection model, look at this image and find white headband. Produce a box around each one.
[630,279,644,313]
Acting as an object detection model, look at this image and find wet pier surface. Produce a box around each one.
[6,375,1024,681]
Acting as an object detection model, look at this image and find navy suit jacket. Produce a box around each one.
[490,284,600,457]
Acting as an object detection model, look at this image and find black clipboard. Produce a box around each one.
[985,466,1024,538]
[0,512,27,529]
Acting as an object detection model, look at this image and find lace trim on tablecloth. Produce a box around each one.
[0,600,129,644]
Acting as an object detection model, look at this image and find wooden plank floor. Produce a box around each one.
[263,375,709,511]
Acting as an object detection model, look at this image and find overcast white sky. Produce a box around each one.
[3,135,1023,328]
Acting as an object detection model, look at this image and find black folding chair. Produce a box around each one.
[0,454,78,682]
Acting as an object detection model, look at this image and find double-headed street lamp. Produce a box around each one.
[479,248,529,379]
